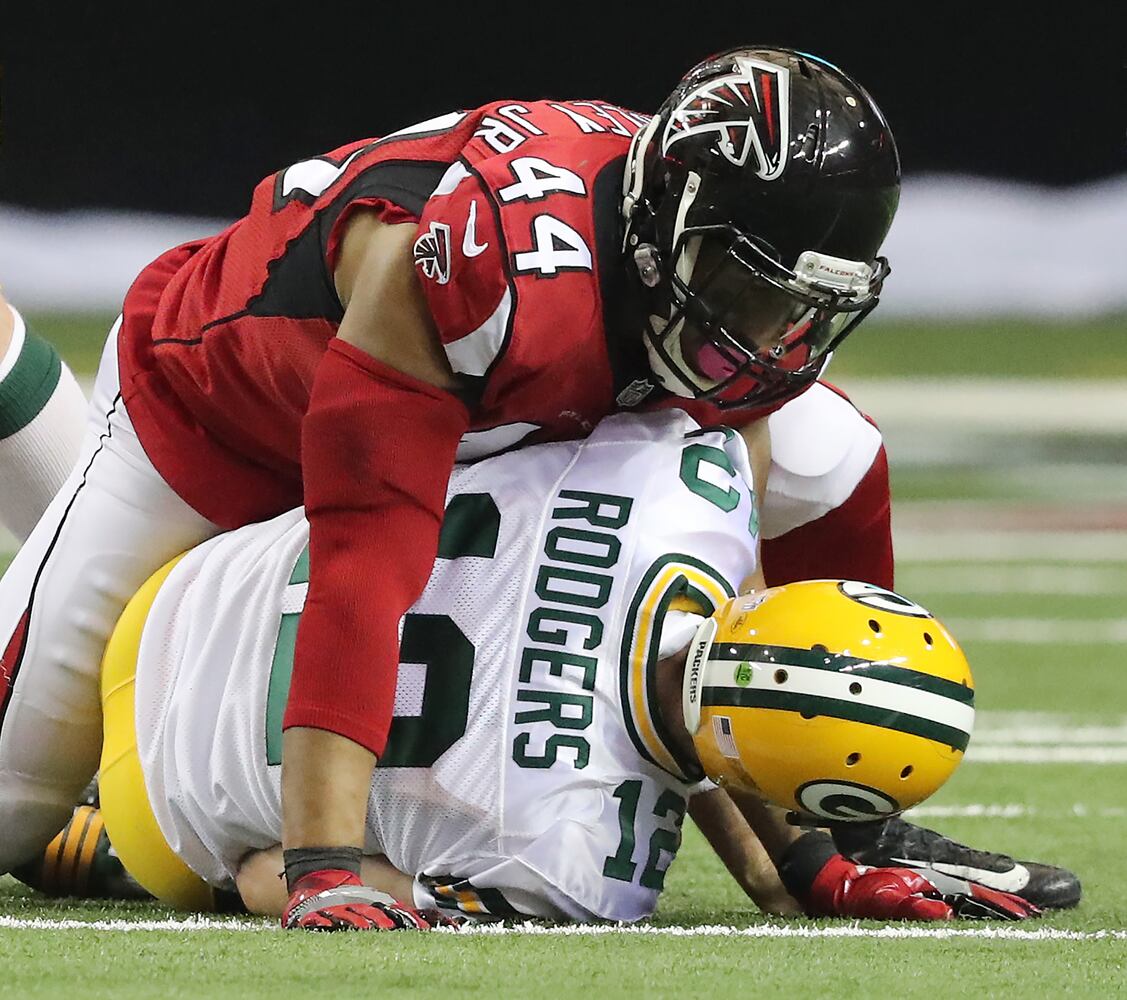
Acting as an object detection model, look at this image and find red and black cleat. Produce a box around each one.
[833,816,1081,910]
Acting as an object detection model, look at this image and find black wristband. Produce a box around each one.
[777,830,839,899]
[283,846,363,893]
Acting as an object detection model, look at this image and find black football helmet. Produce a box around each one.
[622,47,901,409]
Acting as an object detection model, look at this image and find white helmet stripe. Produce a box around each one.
[703,660,975,743]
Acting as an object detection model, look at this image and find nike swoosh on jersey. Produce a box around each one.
[463,200,489,257]
[891,858,1032,892]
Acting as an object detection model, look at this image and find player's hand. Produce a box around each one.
[282,868,460,931]
[807,854,1042,922]
[904,864,1043,920]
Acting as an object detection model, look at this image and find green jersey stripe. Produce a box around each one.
[619,553,732,782]
[0,324,63,439]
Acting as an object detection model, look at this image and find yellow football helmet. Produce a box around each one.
[682,579,974,823]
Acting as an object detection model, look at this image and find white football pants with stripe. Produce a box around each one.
[0,323,220,873]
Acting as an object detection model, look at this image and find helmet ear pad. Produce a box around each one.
[684,581,975,824]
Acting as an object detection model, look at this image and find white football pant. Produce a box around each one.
[0,321,220,873]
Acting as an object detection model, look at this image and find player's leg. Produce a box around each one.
[0,293,88,542]
[0,322,222,874]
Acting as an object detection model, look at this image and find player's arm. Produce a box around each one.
[721,791,1039,921]
[236,847,415,917]
[280,209,471,930]
[689,787,803,916]
[331,212,462,389]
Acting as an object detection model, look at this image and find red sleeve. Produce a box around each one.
[283,340,470,754]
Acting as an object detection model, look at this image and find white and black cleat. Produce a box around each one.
[832,816,1082,910]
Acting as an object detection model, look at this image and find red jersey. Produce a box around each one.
[117,100,694,527]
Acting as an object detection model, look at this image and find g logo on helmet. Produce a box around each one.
[796,780,900,822]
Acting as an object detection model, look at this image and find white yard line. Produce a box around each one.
[966,747,1127,764]
[0,914,1123,940]
[458,923,1127,941]
[840,378,1127,435]
[976,711,1126,726]
[946,618,1127,643]
[0,915,271,932]
[973,725,1127,745]
[895,532,1127,562]
[895,565,1127,596]
[963,715,1127,764]
[907,803,1127,819]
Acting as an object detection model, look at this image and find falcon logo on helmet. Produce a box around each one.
[664,57,790,179]
[682,580,975,823]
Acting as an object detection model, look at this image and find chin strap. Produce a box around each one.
[621,113,664,248]
[670,173,703,289]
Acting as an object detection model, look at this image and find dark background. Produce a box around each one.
[2,3,1125,218]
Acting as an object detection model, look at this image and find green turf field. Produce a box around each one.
[1,317,1125,997]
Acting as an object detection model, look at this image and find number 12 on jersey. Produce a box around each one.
[602,779,687,891]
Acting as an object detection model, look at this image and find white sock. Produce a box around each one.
[0,304,88,542]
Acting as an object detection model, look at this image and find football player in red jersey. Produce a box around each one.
[0,47,914,927]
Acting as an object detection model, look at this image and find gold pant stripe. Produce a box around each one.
[41,823,70,894]
[73,806,105,895]
[99,553,215,912]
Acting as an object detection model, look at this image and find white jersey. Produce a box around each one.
[134,410,760,923]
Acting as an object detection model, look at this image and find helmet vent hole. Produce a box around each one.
[923,632,934,648]
[868,619,881,634]
[774,669,788,685]
[811,644,828,653]
[845,752,862,767]
[800,711,816,720]
[849,682,863,696]
[900,765,914,779]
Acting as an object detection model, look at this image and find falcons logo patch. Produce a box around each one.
[663,56,790,180]
[413,222,452,285]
